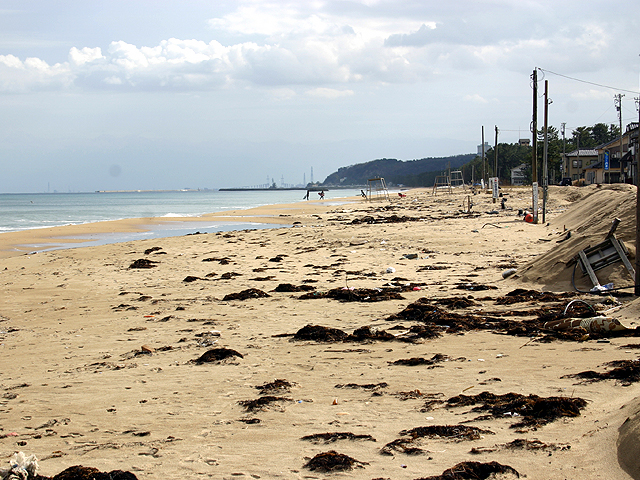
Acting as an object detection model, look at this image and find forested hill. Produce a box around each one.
[320,154,475,187]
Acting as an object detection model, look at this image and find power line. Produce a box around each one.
[538,68,639,95]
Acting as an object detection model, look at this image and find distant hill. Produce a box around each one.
[320,154,476,187]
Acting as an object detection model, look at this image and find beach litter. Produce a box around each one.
[303,450,368,472]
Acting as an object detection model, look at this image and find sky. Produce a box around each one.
[1,0,639,193]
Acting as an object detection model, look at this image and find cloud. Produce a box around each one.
[306,87,354,99]
[0,1,637,94]
[464,93,489,104]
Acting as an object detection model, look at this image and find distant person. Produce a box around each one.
[318,190,325,200]
[304,190,310,200]
[360,189,366,199]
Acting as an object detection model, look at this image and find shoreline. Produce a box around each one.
[0,197,357,259]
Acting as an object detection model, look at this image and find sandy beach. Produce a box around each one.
[2,185,640,480]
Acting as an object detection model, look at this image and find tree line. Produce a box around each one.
[461,122,621,185]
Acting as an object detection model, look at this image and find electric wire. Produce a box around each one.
[538,68,640,95]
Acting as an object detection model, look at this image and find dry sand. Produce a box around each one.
[1,185,640,479]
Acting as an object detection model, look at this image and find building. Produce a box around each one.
[561,149,598,182]
[518,138,531,147]
[477,142,490,156]
[510,164,527,186]
[593,123,638,184]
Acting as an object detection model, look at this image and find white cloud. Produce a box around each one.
[464,93,488,104]
[306,87,354,99]
[0,1,637,95]
[69,47,104,66]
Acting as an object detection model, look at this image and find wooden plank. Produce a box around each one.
[578,250,600,287]
[611,237,636,278]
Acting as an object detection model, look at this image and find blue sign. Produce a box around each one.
[604,151,610,171]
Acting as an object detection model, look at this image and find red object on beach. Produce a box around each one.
[524,214,534,223]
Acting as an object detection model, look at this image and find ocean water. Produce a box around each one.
[0,189,362,251]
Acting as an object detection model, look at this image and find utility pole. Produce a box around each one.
[635,95,640,296]
[561,122,566,179]
[494,125,499,178]
[615,94,624,185]
[493,125,499,203]
[482,126,486,190]
[531,69,538,184]
[543,80,549,223]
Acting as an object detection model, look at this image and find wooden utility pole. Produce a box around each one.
[615,94,624,185]
[542,80,549,223]
[482,126,486,189]
[635,96,640,296]
[531,69,538,184]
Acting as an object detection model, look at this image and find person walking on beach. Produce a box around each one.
[318,190,325,200]
[304,190,310,200]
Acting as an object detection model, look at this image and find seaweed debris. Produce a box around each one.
[390,353,453,367]
[303,450,367,472]
[144,246,163,255]
[335,382,388,391]
[400,425,494,440]
[298,287,404,302]
[293,325,349,342]
[445,391,587,428]
[495,289,577,305]
[194,348,243,364]
[222,288,270,301]
[381,425,493,456]
[47,465,139,480]
[238,396,293,412]
[300,432,376,444]
[274,283,315,292]
[128,259,158,269]
[563,359,640,386]
[415,461,519,480]
[256,379,296,394]
[470,438,565,454]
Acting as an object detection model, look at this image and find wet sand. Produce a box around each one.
[1,185,639,479]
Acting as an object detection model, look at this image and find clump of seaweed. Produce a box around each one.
[381,425,493,456]
[128,259,158,269]
[415,461,520,480]
[194,348,243,364]
[303,450,368,472]
[495,288,577,305]
[564,359,640,386]
[293,325,349,342]
[222,288,270,301]
[256,379,296,395]
[298,287,404,302]
[390,353,451,367]
[49,465,139,480]
[238,396,293,412]
[335,382,388,391]
[300,432,376,444]
[274,283,315,292]
[445,391,587,428]
[400,425,494,440]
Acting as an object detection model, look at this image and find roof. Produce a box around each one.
[565,149,598,157]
